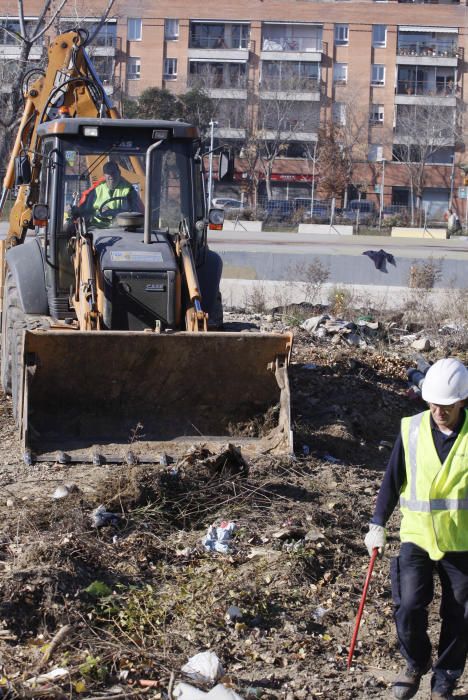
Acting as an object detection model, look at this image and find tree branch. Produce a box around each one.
[86,0,116,44]
[30,0,68,43]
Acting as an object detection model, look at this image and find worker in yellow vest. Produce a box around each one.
[364,358,468,700]
[74,161,141,228]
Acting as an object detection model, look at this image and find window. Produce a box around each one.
[165,18,179,40]
[370,104,384,124]
[127,18,142,41]
[332,102,346,125]
[334,24,349,46]
[164,58,178,79]
[127,57,141,80]
[372,25,387,48]
[333,63,348,84]
[371,64,385,86]
[368,145,383,161]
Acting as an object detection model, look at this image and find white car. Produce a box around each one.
[211,197,243,210]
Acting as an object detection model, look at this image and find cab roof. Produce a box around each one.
[37,117,200,140]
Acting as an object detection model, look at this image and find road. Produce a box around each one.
[2,223,466,309]
[207,230,468,308]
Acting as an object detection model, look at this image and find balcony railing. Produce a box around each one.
[262,36,323,52]
[92,34,117,48]
[188,74,247,90]
[396,79,456,95]
[189,33,249,50]
[259,76,320,92]
[397,41,457,58]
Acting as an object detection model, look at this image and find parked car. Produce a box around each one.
[211,197,243,210]
[294,198,329,219]
[264,199,295,221]
[340,199,376,222]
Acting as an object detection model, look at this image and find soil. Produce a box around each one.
[0,311,466,699]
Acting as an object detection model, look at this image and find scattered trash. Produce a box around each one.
[206,685,246,699]
[181,650,224,684]
[301,314,329,334]
[90,505,122,528]
[313,606,330,622]
[302,445,310,456]
[52,483,79,500]
[273,527,306,541]
[173,681,208,699]
[203,521,237,554]
[411,337,432,351]
[303,362,318,370]
[225,605,243,623]
[24,667,69,686]
[305,527,325,542]
[362,249,396,273]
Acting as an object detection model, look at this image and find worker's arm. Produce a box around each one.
[371,434,406,527]
[364,433,406,556]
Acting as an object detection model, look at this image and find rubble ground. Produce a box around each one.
[0,308,466,699]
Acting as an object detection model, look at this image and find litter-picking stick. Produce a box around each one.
[347,547,378,670]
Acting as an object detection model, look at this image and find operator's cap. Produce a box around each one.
[421,358,468,405]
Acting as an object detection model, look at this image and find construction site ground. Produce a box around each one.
[0,304,467,699]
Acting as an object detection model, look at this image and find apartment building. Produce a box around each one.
[0,0,466,215]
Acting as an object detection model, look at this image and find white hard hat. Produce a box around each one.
[421,358,468,405]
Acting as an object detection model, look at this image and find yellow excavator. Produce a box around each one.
[0,29,292,464]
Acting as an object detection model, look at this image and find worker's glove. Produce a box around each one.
[364,523,386,557]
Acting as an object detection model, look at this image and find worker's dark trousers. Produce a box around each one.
[391,542,468,691]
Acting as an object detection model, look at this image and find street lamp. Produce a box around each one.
[310,139,318,218]
[378,158,386,231]
[207,119,218,208]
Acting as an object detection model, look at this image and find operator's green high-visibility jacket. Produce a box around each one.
[92,180,135,225]
[400,409,468,560]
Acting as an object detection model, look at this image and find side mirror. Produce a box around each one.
[218,150,234,181]
[15,154,32,186]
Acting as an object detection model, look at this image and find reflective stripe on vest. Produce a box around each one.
[399,409,468,559]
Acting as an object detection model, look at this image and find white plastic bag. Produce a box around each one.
[173,681,207,699]
[181,650,224,683]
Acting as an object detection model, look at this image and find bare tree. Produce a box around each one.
[238,75,320,202]
[0,0,115,168]
[317,92,368,206]
[388,100,460,224]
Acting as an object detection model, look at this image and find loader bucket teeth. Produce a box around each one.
[21,330,293,463]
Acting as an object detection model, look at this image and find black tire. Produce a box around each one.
[208,291,224,330]
[1,270,19,395]
[1,269,50,425]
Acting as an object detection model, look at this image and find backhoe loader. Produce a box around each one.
[0,29,292,464]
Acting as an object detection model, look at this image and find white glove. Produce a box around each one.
[364,523,386,557]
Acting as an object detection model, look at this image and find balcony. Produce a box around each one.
[187,73,247,99]
[394,125,455,146]
[87,34,118,57]
[395,78,457,105]
[259,76,321,101]
[397,40,458,67]
[189,25,250,62]
[260,36,323,62]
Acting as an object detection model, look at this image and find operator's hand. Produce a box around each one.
[364,523,386,557]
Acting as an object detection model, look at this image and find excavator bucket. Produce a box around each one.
[21,330,293,463]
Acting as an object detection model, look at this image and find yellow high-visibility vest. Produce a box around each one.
[400,409,468,560]
[92,180,133,225]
